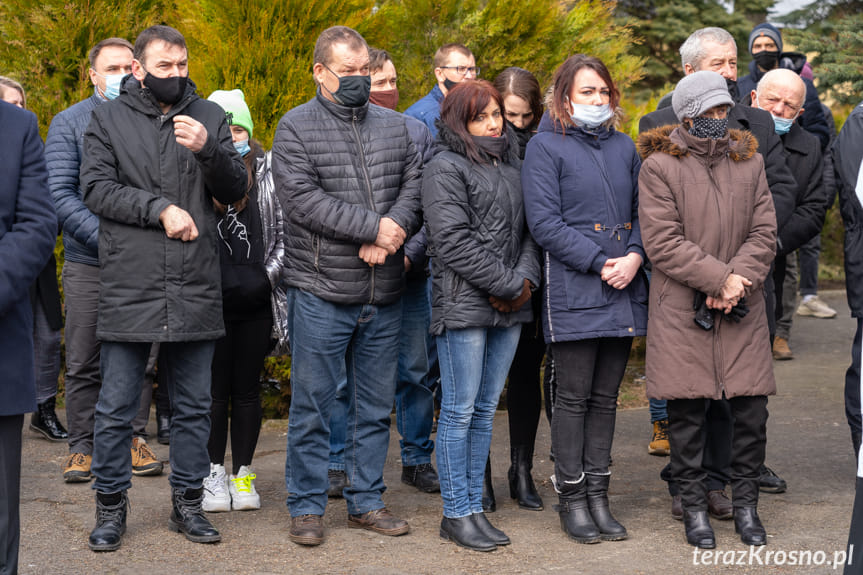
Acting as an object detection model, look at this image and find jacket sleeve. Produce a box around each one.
[777,145,828,255]
[522,139,607,274]
[422,160,525,300]
[195,117,247,206]
[834,105,863,314]
[45,111,98,252]
[727,157,778,290]
[272,116,381,245]
[0,112,58,317]
[637,158,731,296]
[759,123,797,232]
[404,226,428,268]
[81,112,172,227]
[513,230,542,289]
[382,130,423,238]
[259,153,285,290]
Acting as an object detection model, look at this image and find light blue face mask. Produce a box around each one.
[234,139,251,157]
[772,114,795,136]
[568,101,614,129]
[96,73,125,101]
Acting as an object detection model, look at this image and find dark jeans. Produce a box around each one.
[551,338,632,484]
[0,415,23,575]
[209,315,272,474]
[92,340,215,493]
[667,395,768,511]
[506,321,545,450]
[846,318,863,440]
[798,234,820,297]
[32,299,61,404]
[662,399,732,495]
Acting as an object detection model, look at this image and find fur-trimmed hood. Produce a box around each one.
[637,124,758,162]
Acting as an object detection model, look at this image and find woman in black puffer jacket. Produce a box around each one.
[422,80,541,552]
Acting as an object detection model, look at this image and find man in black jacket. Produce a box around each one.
[639,27,798,522]
[80,25,247,552]
[272,26,422,546]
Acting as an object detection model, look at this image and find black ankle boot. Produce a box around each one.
[471,512,510,545]
[169,487,221,543]
[440,516,497,552]
[734,507,766,546]
[482,457,496,513]
[89,491,128,552]
[30,397,68,441]
[508,446,543,511]
[585,473,627,541]
[555,476,601,544]
[683,509,715,549]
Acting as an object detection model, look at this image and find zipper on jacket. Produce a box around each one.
[351,113,377,304]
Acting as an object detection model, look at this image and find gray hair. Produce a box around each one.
[679,27,736,70]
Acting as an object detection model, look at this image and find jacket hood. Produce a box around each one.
[434,119,521,165]
[779,51,807,74]
[637,124,758,162]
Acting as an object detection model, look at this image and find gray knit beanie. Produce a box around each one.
[749,22,783,54]
[672,71,735,122]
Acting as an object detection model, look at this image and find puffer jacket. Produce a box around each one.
[81,75,247,342]
[637,125,777,400]
[522,113,648,343]
[255,150,289,348]
[271,91,422,306]
[422,123,541,335]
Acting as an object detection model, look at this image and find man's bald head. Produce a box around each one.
[753,68,806,120]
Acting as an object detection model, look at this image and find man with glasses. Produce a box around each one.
[405,43,478,137]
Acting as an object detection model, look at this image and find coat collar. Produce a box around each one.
[315,88,369,123]
[637,124,758,162]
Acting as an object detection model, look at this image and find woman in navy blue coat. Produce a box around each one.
[522,55,647,544]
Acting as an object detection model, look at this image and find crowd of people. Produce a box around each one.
[2,17,863,572]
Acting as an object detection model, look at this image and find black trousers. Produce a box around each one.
[0,415,23,575]
[846,319,863,445]
[506,321,546,450]
[667,396,768,511]
[551,338,632,483]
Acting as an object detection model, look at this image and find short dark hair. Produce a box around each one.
[369,48,392,75]
[433,43,473,69]
[313,26,368,68]
[493,67,543,130]
[88,37,134,68]
[439,80,504,165]
[133,25,186,64]
[548,54,619,133]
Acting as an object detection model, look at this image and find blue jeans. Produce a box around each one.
[649,398,668,423]
[285,288,401,517]
[435,325,521,518]
[327,371,348,473]
[92,340,214,493]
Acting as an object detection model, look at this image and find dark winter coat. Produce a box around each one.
[271,91,422,307]
[422,124,541,335]
[835,102,863,317]
[522,113,648,343]
[637,126,777,400]
[81,75,247,342]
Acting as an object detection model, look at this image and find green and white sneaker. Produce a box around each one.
[230,466,261,511]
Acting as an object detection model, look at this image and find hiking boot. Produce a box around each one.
[797,295,837,318]
[168,487,221,543]
[772,337,793,360]
[289,514,324,546]
[88,491,128,552]
[327,469,348,498]
[348,507,410,536]
[63,453,93,483]
[401,463,440,493]
[229,465,261,510]
[648,419,670,456]
[707,489,733,520]
[131,437,163,476]
[30,397,67,441]
[202,463,231,512]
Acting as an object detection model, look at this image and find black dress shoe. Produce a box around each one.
[156,414,171,445]
[734,507,767,546]
[758,465,787,493]
[89,491,128,552]
[440,516,497,552]
[30,397,68,442]
[168,487,221,543]
[401,463,440,493]
[471,512,510,545]
[683,510,715,549]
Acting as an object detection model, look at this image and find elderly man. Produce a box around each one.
[405,43,478,137]
[751,69,830,360]
[640,26,798,519]
[273,26,422,546]
[81,25,246,551]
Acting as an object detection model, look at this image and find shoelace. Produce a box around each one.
[655,422,669,441]
[136,441,157,461]
[68,453,87,467]
[231,473,256,494]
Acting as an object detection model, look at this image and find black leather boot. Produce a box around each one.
[168,487,221,543]
[683,509,715,549]
[88,491,128,552]
[734,507,767,546]
[482,457,496,513]
[30,397,68,441]
[508,446,543,510]
[156,414,171,445]
[585,473,627,541]
[555,476,601,544]
[440,516,497,552]
[471,512,510,545]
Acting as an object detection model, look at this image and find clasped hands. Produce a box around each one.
[600,252,642,289]
[359,217,406,266]
[706,273,752,314]
[489,278,533,313]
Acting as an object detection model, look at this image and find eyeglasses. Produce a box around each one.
[439,65,481,77]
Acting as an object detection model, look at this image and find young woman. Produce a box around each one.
[202,89,288,512]
[423,80,540,551]
[522,55,647,544]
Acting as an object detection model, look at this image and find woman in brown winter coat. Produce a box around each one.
[637,71,777,551]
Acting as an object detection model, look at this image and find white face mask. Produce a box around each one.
[567,99,614,129]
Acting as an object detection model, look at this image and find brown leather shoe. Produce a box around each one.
[289,514,324,546]
[707,489,733,520]
[671,494,683,521]
[772,337,793,360]
[348,508,409,536]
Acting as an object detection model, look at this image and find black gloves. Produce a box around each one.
[693,291,749,331]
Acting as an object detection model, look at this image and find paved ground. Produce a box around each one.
[17,290,858,574]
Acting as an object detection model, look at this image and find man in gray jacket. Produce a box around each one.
[272,26,422,546]
[80,25,246,552]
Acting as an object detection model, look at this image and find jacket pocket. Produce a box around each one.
[564,269,606,309]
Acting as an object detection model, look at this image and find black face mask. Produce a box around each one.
[725,77,740,102]
[144,72,188,106]
[443,77,459,92]
[753,50,780,72]
[324,65,370,108]
[507,120,533,159]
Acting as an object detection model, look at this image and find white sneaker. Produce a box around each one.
[796,295,837,318]
[230,465,261,511]
[202,463,231,512]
